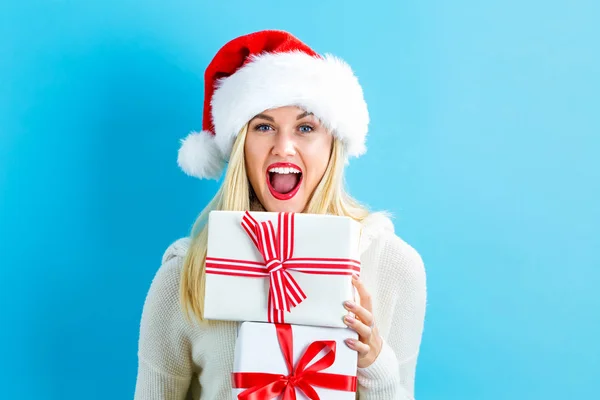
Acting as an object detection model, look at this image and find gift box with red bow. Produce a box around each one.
[204,211,362,328]
[232,321,358,400]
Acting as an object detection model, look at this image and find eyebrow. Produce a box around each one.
[251,111,314,123]
[296,111,314,120]
[252,113,275,122]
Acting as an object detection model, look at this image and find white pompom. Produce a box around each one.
[177,130,225,179]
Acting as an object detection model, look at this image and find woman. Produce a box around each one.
[134,30,427,400]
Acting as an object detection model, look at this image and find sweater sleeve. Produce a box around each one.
[134,253,194,400]
[356,234,427,400]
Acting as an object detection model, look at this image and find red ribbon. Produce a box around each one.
[232,324,357,400]
[206,211,361,323]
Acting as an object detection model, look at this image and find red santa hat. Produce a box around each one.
[177,30,370,179]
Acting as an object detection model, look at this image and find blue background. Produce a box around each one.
[1,1,598,399]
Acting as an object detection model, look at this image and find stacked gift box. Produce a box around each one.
[204,210,363,399]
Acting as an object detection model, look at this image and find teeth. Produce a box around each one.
[268,166,301,174]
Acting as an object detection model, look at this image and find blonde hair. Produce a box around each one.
[180,124,370,323]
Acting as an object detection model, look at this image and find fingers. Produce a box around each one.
[352,275,373,312]
[344,276,380,364]
[344,300,374,330]
[345,338,370,357]
[345,275,374,328]
[344,314,373,339]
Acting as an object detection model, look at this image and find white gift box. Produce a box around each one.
[204,210,362,328]
[232,322,358,400]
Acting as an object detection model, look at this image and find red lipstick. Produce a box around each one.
[266,162,303,201]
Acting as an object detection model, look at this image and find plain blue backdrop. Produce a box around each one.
[1,1,598,399]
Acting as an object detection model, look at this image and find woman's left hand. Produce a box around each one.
[343,275,383,368]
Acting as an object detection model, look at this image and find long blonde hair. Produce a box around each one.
[180,124,370,323]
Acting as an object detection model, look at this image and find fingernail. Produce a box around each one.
[345,315,355,323]
[344,301,355,309]
[345,339,355,347]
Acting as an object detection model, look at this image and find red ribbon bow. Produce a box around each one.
[232,324,357,400]
[206,211,361,323]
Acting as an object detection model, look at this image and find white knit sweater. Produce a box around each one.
[134,213,427,400]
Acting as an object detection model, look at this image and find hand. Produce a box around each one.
[343,275,383,368]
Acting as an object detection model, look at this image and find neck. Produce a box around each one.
[249,198,266,212]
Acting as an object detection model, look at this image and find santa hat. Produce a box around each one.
[177,30,370,179]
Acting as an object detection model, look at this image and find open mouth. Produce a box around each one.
[266,162,303,200]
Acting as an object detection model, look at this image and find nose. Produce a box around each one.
[271,130,296,158]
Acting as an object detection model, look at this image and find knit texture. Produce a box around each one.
[134,213,427,399]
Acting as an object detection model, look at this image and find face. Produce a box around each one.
[244,106,333,213]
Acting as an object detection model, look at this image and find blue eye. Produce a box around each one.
[254,124,273,132]
[299,125,313,134]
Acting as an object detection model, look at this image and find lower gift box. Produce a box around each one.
[232,321,358,400]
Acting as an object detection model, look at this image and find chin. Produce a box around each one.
[259,188,307,213]
[262,198,306,213]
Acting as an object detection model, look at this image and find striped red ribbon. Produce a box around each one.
[206,211,361,323]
